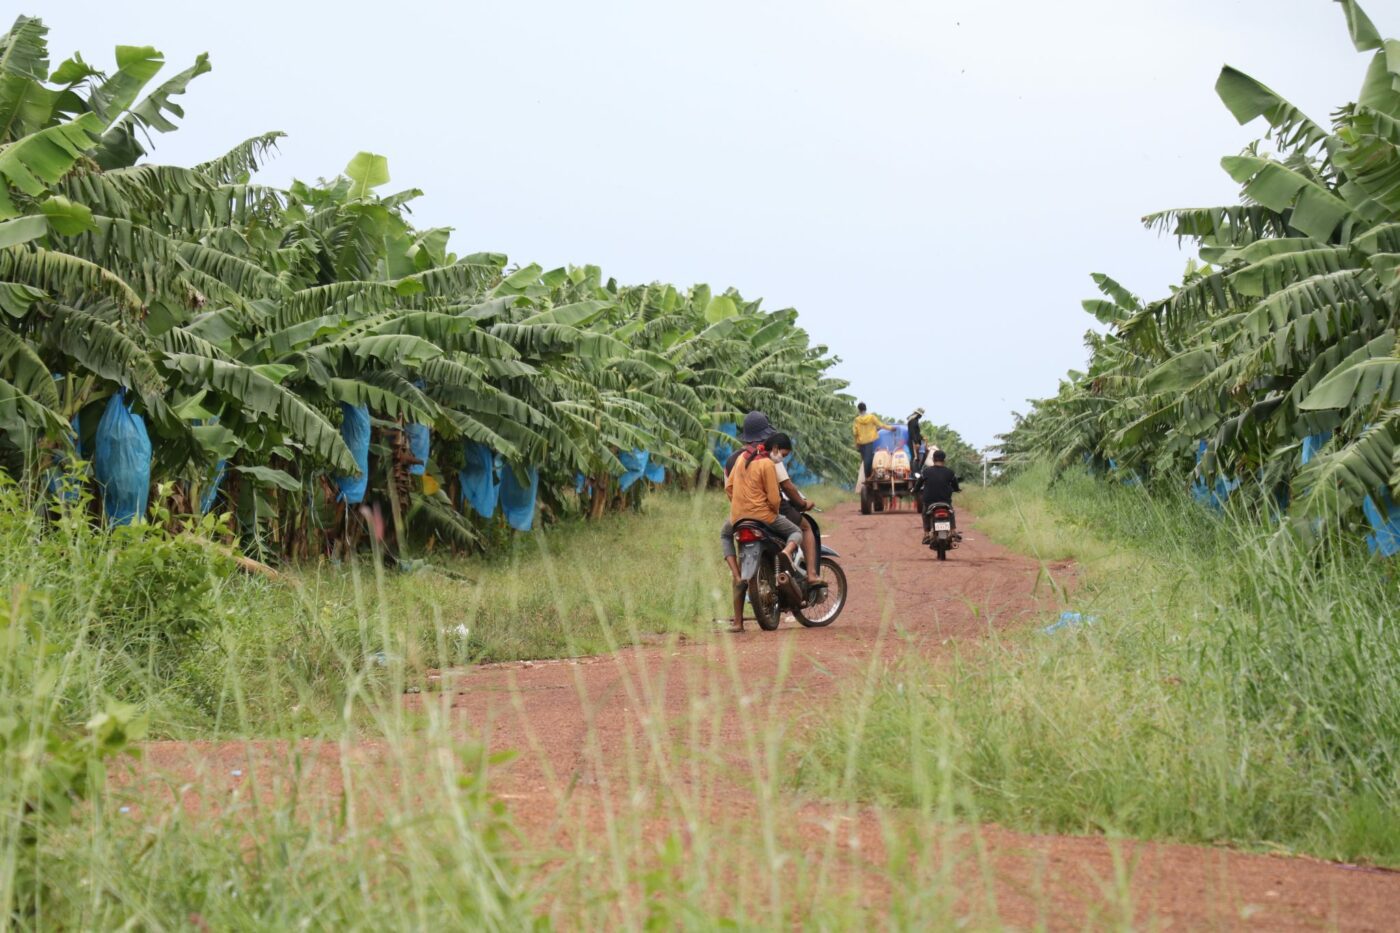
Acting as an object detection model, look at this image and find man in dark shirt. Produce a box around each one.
[907,408,924,465]
[919,449,961,544]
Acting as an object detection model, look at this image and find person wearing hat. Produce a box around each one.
[852,402,892,481]
[907,408,925,466]
[718,410,777,584]
[719,411,805,632]
[718,415,820,580]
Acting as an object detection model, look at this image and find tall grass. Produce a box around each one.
[12,466,1371,928]
[16,477,1035,929]
[797,464,1400,866]
[0,479,754,737]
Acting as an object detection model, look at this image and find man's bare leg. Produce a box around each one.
[725,554,740,584]
[729,579,746,633]
[800,521,821,582]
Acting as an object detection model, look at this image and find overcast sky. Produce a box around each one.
[34,0,1381,447]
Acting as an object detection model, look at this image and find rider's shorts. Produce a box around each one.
[720,513,803,557]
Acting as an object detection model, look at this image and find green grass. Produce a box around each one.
[4,475,1057,930]
[13,466,1389,928]
[797,464,1400,867]
[5,483,770,738]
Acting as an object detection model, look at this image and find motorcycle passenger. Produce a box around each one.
[919,448,961,545]
[724,429,804,633]
[765,433,822,588]
[852,402,892,480]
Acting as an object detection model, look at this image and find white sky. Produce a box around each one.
[33,0,1381,447]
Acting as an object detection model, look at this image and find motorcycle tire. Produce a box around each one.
[859,486,872,515]
[795,560,847,628]
[749,563,782,631]
[935,541,948,561]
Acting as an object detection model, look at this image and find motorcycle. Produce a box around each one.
[733,511,848,631]
[925,501,956,561]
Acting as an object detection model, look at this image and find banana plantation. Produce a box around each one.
[1000,0,1400,550]
[0,16,854,559]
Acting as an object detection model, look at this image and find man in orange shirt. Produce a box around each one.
[724,432,803,633]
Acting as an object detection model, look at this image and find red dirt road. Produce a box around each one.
[140,502,1399,929]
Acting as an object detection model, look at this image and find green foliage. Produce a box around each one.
[98,495,236,648]
[0,14,856,559]
[999,0,1400,541]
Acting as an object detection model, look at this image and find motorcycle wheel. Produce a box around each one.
[749,563,782,631]
[859,485,872,515]
[935,540,948,561]
[795,560,847,627]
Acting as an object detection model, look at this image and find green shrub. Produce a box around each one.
[96,512,237,651]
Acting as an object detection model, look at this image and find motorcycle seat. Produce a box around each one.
[732,519,785,539]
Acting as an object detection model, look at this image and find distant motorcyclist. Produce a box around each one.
[918,449,961,545]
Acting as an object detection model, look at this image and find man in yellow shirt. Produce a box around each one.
[852,402,892,480]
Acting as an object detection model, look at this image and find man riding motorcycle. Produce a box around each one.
[918,448,962,545]
[724,422,805,633]
[719,413,821,584]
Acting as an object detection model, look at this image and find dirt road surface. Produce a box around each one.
[140,502,1399,929]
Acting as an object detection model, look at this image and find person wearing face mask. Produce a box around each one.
[718,416,820,585]
[723,416,804,632]
[764,433,822,587]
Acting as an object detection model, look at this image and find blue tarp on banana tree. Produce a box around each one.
[1107,458,1141,486]
[1301,431,1400,555]
[200,460,226,514]
[1363,491,1400,557]
[1191,440,1239,511]
[713,422,739,467]
[459,441,501,518]
[193,417,226,514]
[787,456,819,486]
[644,453,666,485]
[93,391,151,526]
[1301,433,1329,464]
[618,449,651,491]
[405,422,430,476]
[500,463,539,531]
[334,403,371,504]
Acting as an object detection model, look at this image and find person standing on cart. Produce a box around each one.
[906,408,925,467]
[852,402,892,480]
